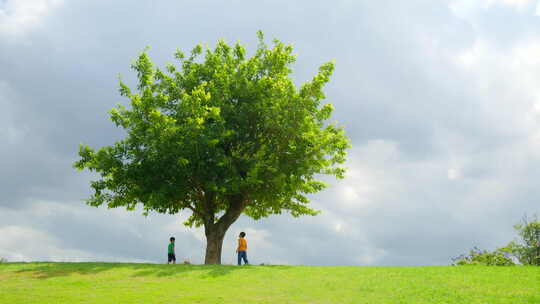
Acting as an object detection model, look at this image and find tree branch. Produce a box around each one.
[216,193,246,231]
[186,204,203,218]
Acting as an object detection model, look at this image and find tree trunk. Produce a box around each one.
[204,225,227,264]
[202,194,246,265]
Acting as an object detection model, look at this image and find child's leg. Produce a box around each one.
[237,252,242,265]
[242,251,249,264]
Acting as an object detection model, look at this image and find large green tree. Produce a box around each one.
[75,32,350,264]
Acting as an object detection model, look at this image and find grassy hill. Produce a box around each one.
[0,263,538,303]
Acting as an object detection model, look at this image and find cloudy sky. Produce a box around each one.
[1,0,540,266]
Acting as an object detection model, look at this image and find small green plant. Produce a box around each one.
[452,247,515,266]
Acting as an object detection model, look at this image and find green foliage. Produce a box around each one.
[504,215,540,265]
[74,32,350,229]
[452,247,515,266]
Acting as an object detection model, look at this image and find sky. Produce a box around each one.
[1,0,540,266]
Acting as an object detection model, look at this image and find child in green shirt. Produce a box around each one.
[168,237,176,264]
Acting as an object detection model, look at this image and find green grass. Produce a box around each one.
[0,263,538,303]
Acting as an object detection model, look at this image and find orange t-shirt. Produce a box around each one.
[237,238,247,251]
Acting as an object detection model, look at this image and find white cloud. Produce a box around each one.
[453,36,540,141]
[0,225,150,262]
[341,185,360,201]
[447,168,461,180]
[0,0,63,37]
[331,141,402,211]
[334,222,343,232]
[501,0,535,8]
[455,41,484,68]
[450,0,536,16]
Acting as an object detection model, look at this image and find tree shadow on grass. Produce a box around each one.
[130,264,248,278]
[13,262,292,280]
[14,262,120,279]
[130,264,292,278]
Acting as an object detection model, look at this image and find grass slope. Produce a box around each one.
[0,263,539,303]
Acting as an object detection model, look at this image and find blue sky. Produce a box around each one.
[1,0,540,265]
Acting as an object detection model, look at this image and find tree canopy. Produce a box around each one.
[74,32,350,263]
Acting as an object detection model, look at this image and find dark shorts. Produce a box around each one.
[168,253,176,262]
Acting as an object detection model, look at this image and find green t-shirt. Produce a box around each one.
[168,242,174,254]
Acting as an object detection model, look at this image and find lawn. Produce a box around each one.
[0,263,538,303]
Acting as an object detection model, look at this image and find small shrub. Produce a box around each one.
[453,247,515,266]
[504,215,540,265]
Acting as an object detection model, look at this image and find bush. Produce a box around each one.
[453,247,515,266]
[0,257,7,263]
[504,215,540,265]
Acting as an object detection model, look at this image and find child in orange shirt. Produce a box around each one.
[236,232,249,265]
